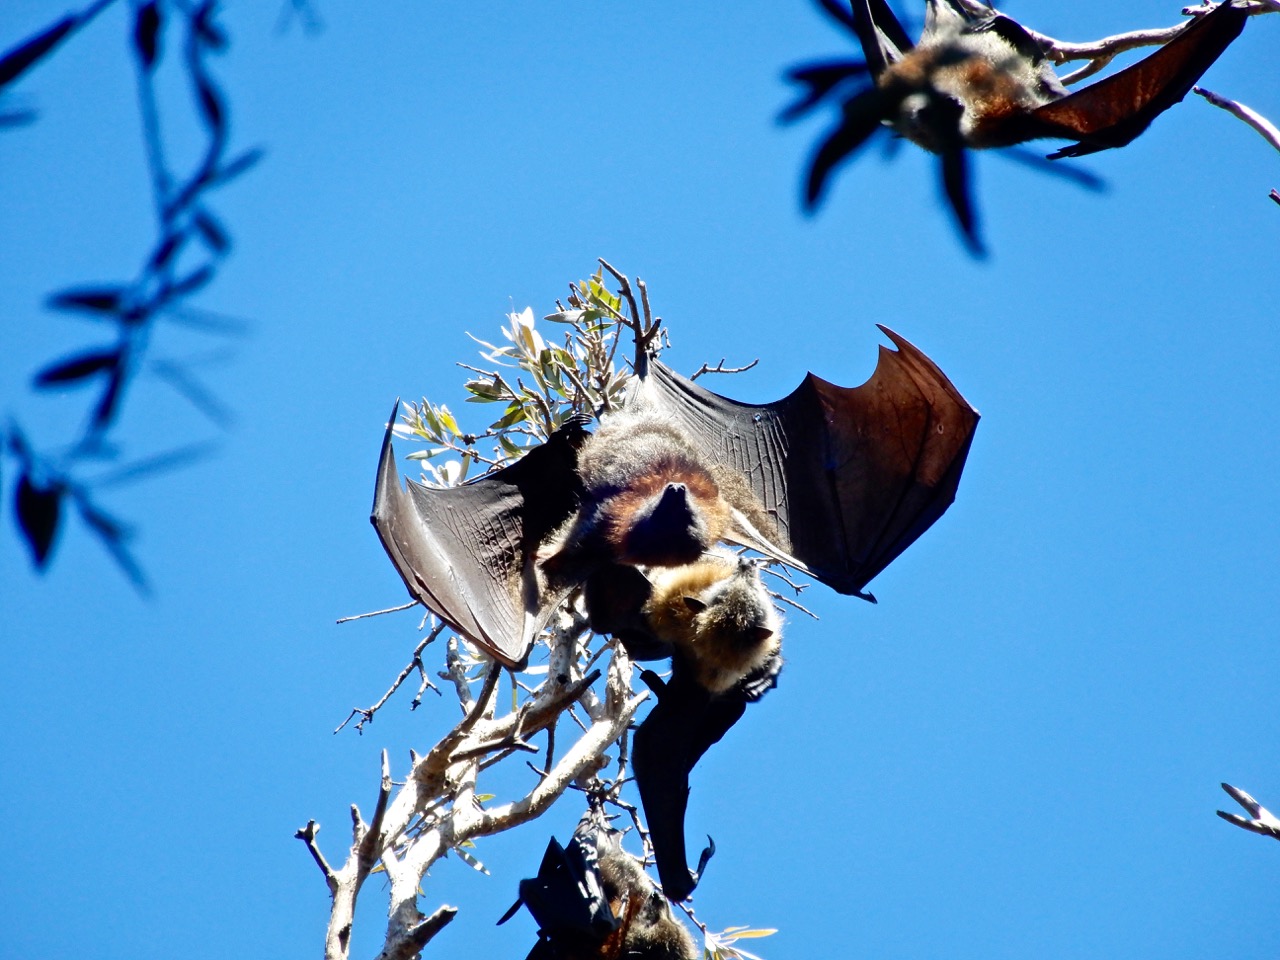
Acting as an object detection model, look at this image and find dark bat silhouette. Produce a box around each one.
[790,0,1248,251]
[499,804,698,959]
[372,326,976,666]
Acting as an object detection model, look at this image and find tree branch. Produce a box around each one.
[1218,782,1280,841]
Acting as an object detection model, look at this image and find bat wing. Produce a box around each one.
[631,654,780,902]
[636,326,978,597]
[498,831,617,957]
[370,401,588,668]
[849,0,914,78]
[1013,1,1248,158]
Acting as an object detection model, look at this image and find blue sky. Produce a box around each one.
[2,2,1279,958]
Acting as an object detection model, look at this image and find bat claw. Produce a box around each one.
[695,835,716,881]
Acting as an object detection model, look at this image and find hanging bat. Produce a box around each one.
[372,326,976,899]
[499,804,698,960]
[371,325,978,668]
[792,0,1249,250]
[611,550,784,902]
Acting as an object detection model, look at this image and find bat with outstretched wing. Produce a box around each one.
[371,327,978,901]
[792,0,1249,250]
[606,325,976,899]
[371,326,976,669]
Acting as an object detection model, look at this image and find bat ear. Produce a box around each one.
[682,596,707,614]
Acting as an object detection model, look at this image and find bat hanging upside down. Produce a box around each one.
[793,0,1249,250]
[499,803,699,960]
[371,324,979,899]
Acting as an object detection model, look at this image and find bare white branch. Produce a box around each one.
[1195,86,1280,154]
[1218,782,1280,841]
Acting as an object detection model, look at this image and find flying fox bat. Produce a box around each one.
[791,0,1249,250]
[605,551,784,902]
[370,325,977,668]
[499,804,698,960]
[372,326,976,666]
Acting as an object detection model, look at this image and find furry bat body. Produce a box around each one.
[500,806,698,960]
[795,0,1248,248]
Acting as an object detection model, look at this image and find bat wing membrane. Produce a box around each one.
[640,326,978,595]
[632,664,750,902]
[1016,1,1248,157]
[370,402,587,667]
[850,0,914,78]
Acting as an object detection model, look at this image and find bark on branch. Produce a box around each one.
[303,609,647,960]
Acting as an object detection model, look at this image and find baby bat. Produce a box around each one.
[500,804,698,960]
[610,551,783,902]
[794,0,1248,249]
[370,325,977,668]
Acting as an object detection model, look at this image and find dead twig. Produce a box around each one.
[1218,782,1280,840]
[690,358,760,381]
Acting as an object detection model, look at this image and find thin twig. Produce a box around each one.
[336,601,418,624]
[294,820,338,892]
[760,563,811,595]
[357,750,395,865]
[1194,86,1280,153]
[767,587,820,621]
[333,624,445,734]
[1032,2,1278,67]
[690,358,760,381]
[455,735,538,763]
[458,662,501,734]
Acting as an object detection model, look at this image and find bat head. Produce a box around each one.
[647,553,782,696]
[598,457,728,568]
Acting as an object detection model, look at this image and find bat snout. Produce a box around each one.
[622,484,710,566]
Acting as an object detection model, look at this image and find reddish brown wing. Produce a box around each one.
[1005,1,1248,157]
[639,327,978,596]
[371,403,587,667]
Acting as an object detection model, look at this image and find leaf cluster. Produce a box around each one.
[395,269,634,486]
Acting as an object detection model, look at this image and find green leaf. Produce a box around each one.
[455,846,489,875]
[437,405,460,436]
[498,434,523,459]
[492,404,528,430]
[464,379,503,402]
[543,310,581,324]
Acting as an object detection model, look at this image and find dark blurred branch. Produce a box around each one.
[0,0,119,95]
[3,1,267,587]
